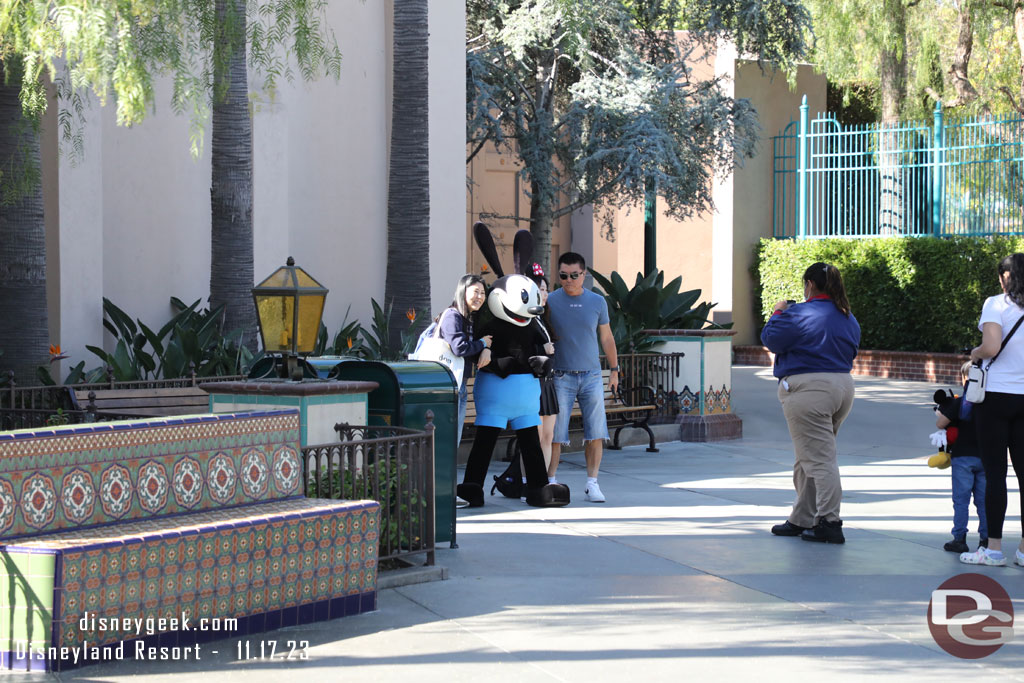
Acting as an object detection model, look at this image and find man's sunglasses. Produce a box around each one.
[558,272,582,281]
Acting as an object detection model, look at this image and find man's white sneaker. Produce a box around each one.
[1016,548,1024,567]
[960,547,1006,566]
[585,482,605,503]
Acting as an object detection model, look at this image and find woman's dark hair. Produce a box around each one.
[803,262,851,317]
[451,274,486,318]
[526,264,556,340]
[998,253,1024,308]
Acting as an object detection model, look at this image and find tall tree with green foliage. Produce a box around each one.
[208,0,340,353]
[0,0,340,383]
[467,0,811,265]
[804,0,1023,119]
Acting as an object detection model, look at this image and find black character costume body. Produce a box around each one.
[457,223,570,508]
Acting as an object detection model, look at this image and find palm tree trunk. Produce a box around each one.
[0,69,48,386]
[210,0,257,352]
[384,0,431,349]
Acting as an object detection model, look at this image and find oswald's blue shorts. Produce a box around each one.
[473,371,541,431]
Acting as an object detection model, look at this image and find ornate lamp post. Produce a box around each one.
[251,257,328,380]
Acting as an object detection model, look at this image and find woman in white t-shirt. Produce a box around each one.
[961,254,1024,567]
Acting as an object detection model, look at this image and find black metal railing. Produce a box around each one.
[614,352,685,421]
[302,414,436,566]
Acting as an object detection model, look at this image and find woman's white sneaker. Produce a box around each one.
[1016,549,1024,567]
[960,547,1006,566]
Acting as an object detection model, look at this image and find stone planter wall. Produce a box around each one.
[645,329,742,442]
[734,345,969,385]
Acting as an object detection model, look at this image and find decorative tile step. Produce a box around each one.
[0,497,380,672]
[0,410,302,539]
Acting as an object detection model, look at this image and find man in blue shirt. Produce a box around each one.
[546,252,619,503]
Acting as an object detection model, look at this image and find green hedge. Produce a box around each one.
[753,236,1024,353]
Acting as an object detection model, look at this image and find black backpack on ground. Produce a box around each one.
[490,451,522,498]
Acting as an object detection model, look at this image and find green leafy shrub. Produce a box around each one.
[589,269,726,353]
[306,456,427,555]
[754,236,1024,352]
[38,297,255,384]
[318,299,421,361]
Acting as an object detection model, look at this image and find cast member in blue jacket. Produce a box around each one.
[762,262,861,545]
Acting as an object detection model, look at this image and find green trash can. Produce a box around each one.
[326,359,458,548]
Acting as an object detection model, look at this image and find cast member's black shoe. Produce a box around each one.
[456,483,485,508]
[800,519,845,544]
[770,521,809,537]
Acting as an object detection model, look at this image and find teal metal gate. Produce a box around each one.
[773,96,1024,238]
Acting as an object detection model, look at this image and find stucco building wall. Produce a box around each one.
[42,0,466,374]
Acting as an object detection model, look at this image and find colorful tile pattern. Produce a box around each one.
[0,498,379,672]
[704,384,732,415]
[0,412,302,540]
[678,385,699,415]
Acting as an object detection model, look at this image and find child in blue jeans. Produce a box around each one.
[934,364,988,553]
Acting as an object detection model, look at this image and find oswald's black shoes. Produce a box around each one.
[800,519,845,544]
[456,483,485,508]
[771,521,809,537]
[525,483,570,507]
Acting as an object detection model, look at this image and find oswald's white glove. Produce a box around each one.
[929,430,948,449]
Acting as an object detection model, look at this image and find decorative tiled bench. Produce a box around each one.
[0,410,380,672]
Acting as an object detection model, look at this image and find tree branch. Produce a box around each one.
[467,138,490,164]
[997,85,1024,113]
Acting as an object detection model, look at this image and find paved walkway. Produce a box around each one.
[58,367,1024,681]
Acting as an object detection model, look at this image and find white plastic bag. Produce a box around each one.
[408,309,465,387]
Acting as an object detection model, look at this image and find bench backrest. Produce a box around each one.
[71,387,211,417]
[0,410,302,541]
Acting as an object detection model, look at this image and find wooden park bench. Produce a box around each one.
[69,386,211,417]
[66,375,245,419]
[462,368,659,457]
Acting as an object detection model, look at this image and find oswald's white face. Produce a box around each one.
[487,274,542,327]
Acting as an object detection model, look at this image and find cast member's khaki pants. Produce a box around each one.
[778,372,855,526]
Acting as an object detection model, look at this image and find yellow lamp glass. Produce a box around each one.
[252,257,328,356]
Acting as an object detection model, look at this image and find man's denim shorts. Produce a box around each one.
[552,369,609,444]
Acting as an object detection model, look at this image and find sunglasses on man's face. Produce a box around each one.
[558,271,582,281]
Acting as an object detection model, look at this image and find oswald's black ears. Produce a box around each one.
[512,230,534,276]
[473,221,504,278]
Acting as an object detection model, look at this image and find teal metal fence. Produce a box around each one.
[773,96,1024,239]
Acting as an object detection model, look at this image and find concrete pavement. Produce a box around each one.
[56,366,1024,681]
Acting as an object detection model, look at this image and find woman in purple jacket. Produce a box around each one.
[438,274,492,446]
[761,262,861,545]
